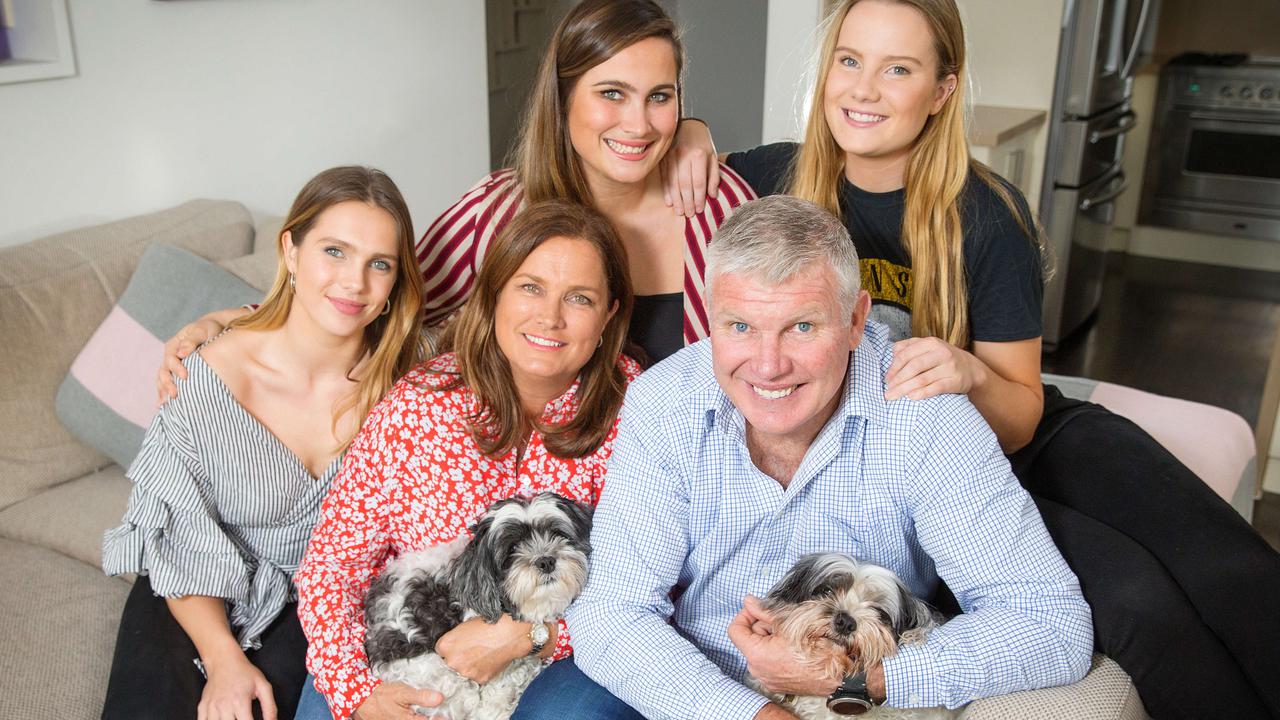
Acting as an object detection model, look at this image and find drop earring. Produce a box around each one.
[289,273,296,291]
[381,299,392,316]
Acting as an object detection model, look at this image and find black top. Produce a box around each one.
[725,142,1043,344]
[629,292,685,365]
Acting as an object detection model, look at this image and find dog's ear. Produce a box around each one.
[893,581,937,637]
[450,516,509,622]
[552,493,594,551]
[766,553,824,604]
[363,571,458,665]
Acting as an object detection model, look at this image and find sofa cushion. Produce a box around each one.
[1044,372,1255,516]
[959,653,1147,719]
[0,538,131,720]
[55,244,262,469]
[0,200,253,511]
[0,464,132,571]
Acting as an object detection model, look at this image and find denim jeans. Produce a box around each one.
[511,657,644,720]
[295,673,333,720]
[294,658,640,720]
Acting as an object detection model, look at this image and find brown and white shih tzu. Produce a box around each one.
[362,493,592,719]
[749,553,956,719]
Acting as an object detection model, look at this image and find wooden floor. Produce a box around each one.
[1042,254,1280,550]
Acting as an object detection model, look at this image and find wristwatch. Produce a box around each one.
[827,670,877,715]
[527,622,550,656]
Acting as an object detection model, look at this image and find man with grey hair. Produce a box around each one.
[554,196,1092,720]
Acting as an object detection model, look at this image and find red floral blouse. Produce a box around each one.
[295,352,642,720]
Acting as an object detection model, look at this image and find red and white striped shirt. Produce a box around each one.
[416,166,757,345]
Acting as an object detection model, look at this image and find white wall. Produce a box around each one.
[761,0,825,144]
[0,0,489,248]
[671,0,769,152]
[957,0,1065,207]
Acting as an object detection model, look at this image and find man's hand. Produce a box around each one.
[728,596,842,697]
[352,682,445,720]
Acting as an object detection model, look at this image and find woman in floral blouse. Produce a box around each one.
[294,200,640,720]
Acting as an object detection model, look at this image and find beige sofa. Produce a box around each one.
[0,200,277,720]
[0,200,1172,719]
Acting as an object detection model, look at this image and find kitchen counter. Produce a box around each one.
[969,105,1047,148]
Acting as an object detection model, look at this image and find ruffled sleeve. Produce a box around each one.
[102,397,252,620]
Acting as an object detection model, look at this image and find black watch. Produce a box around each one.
[827,671,877,716]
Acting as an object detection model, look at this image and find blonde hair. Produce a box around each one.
[512,0,683,206]
[232,166,424,447]
[788,0,1040,348]
[438,200,634,459]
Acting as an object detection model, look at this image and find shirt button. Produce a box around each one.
[909,693,922,705]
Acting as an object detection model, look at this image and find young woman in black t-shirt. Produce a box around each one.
[676,0,1280,717]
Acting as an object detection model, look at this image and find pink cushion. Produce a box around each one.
[1089,382,1253,504]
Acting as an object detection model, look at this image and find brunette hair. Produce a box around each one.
[787,0,1041,348]
[512,0,683,206]
[232,166,424,446]
[439,200,634,459]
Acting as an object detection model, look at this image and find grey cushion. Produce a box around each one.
[54,244,262,469]
[0,465,131,571]
[0,538,131,720]
[0,200,253,511]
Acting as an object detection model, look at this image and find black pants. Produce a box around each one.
[101,576,308,720]
[1009,386,1280,720]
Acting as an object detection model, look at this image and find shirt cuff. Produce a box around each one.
[321,671,379,720]
[883,642,943,708]
[692,675,770,720]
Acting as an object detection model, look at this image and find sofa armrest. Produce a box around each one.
[959,654,1148,720]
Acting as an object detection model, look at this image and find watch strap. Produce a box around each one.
[827,671,876,716]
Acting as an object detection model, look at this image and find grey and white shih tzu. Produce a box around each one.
[749,553,956,719]
[363,492,593,719]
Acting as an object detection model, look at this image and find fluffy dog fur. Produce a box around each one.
[363,493,592,719]
[748,553,956,720]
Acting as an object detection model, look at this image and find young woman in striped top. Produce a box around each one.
[155,0,756,385]
[417,0,755,365]
[101,166,424,720]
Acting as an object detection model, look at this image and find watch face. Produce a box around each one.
[826,696,873,716]
[530,623,550,644]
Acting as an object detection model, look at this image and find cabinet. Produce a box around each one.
[968,105,1046,197]
[0,0,75,85]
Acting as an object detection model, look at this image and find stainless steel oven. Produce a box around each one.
[1140,59,1280,242]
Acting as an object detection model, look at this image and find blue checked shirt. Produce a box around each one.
[566,322,1093,719]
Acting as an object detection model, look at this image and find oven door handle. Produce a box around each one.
[1090,111,1138,143]
[1079,169,1128,211]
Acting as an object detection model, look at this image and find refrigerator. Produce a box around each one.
[1038,0,1156,348]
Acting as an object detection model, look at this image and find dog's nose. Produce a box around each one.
[833,612,857,636]
[535,556,557,574]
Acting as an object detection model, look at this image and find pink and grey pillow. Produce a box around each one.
[55,244,263,469]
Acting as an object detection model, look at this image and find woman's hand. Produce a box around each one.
[435,615,538,684]
[661,118,720,217]
[727,596,841,697]
[352,682,445,720]
[197,651,276,720]
[884,336,986,401]
[156,307,249,404]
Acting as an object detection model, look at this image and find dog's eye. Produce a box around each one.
[813,584,835,596]
[876,607,893,626]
